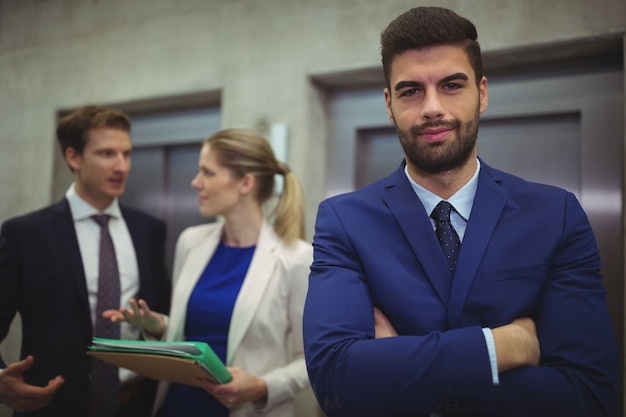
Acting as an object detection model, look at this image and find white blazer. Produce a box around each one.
[154,219,313,417]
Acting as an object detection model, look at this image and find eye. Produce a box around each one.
[99,149,116,158]
[399,88,419,97]
[443,82,461,91]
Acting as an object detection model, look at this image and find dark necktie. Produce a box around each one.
[88,214,120,417]
[430,201,461,275]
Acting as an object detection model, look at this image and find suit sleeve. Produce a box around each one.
[0,219,27,370]
[486,193,619,416]
[152,219,171,315]
[0,221,20,348]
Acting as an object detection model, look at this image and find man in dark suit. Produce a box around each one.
[303,7,619,417]
[0,105,171,416]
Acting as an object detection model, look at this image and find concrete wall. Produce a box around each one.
[0,0,624,415]
[1,0,624,235]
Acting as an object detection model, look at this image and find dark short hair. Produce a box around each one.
[56,105,131,156]
[381,6,483,88]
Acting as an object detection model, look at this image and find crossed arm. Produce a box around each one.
[374,307,540,373]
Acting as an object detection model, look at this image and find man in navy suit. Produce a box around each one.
[0,106,171,416]
[303,7,619,417]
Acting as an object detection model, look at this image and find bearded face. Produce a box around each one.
[383,46,488,177]
[394,101,480,174]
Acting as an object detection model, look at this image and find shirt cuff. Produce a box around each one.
[482,327,500,385]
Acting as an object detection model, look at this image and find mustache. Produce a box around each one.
[410,120,460,136]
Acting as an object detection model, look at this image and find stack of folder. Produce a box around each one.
[87,338,232,386]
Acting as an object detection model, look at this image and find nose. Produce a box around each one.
[420,89,444,120]
[190,172,201,190]
[114,153,131,173]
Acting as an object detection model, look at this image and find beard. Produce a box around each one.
[395,105,480,175]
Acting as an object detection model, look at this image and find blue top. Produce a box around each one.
[156,241,256,417]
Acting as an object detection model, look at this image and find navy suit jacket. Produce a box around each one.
[303,160,619,417]
[0,198,171,416]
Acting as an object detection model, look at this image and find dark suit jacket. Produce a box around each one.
[303,160,619,417]
[0,198,171,416]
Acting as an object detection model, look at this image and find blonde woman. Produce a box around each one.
[105,128,312,417]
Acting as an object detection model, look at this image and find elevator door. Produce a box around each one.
[120,107,221,275]
[326,65,624,412]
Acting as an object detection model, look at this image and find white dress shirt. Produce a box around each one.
[65,184,141,384]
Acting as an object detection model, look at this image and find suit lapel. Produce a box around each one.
[447,164,507,327]
[227,221,278,363]
[383,165,453,305]
[49,199,91,316]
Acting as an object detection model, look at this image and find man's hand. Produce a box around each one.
[0,356,64,412]
[374,307,398,338]
[492,317,540,373]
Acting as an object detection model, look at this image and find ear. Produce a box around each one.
[239,173,256,195]
[384,88,394,123]
[478,76,489,114]
[65,147,81,171]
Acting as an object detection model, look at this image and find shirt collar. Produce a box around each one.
[404,159,481,221]
[65,182,122,221]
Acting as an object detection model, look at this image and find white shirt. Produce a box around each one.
[65,184,141,384]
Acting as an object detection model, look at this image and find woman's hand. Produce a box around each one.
[195,367,267,409]
[102,298,165,338]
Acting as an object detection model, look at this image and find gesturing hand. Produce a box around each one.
[102,298,165,338]
[0,356,64,412]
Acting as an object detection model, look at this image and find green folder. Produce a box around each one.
[87,337,232,385]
